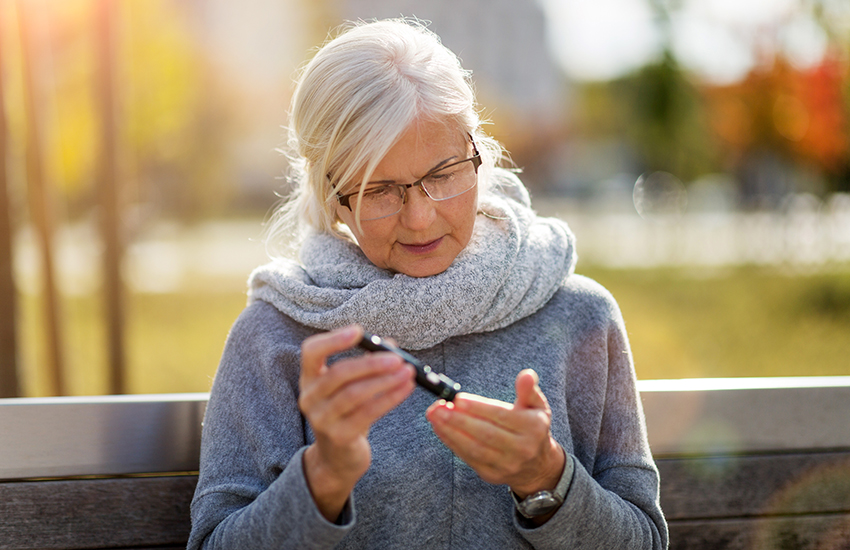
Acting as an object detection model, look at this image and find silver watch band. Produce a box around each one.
[552,452,574,500]
[512,452,574,518]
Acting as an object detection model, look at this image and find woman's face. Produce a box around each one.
[335,119,479,278]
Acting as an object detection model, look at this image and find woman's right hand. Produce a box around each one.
[299,325,415,522]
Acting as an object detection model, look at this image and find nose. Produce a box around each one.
[399,184,436,230]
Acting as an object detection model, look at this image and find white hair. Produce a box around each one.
[265,18,506,257]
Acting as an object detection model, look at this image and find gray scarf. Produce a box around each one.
[248,173,576,350]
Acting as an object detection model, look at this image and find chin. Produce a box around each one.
[396,258,453,278]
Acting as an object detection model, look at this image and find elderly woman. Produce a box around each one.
[188,19,667,550]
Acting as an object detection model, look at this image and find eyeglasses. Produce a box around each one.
[337,142,481,221]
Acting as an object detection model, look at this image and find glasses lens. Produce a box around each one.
[420,157,478,201]
[349,185,405,221]
[342,154,479,221]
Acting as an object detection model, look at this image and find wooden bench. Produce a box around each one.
[0,394,205,550]
[2,378,849,549]
[644,378,850,549]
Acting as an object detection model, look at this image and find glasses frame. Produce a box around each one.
[337,141,481,220]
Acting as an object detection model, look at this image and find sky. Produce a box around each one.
[539,0,846,83]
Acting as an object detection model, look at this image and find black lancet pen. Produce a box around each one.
[359,332,461,401]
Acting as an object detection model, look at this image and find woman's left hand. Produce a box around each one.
[426,369,565,499]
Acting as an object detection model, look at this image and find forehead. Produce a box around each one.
[368,121,467,180]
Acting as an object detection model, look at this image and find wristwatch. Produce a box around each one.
[512,454,574,518]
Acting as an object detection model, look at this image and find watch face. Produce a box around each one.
[519,492,561,517]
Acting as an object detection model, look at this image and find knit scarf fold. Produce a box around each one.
[248,173,577,350]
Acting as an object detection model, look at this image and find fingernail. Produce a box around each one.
[379,354,402,367]
[393,364,412,378]
[433,406,451,422]
[340,325,360,339]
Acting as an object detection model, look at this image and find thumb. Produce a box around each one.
[514,369,549,411]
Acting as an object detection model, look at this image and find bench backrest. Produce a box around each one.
[0,394,205,549]
[2,378,849,549]
[643,377,850,549]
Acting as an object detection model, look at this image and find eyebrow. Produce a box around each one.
[364,155,460,186]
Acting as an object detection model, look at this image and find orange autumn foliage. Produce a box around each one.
[704,52,849,174]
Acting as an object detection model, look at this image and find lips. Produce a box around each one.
[400,237,443,254]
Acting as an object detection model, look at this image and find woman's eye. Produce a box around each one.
[364,185,393,197]
[426,171,453,184]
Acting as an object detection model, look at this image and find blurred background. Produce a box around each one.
[1,0,849,397]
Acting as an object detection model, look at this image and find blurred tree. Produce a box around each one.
[95,0,125,394]
[1,0,239,222]
[119,0,237,220]
[39,0,98,215]
[794,53,850,191]
[614,51,720,182]
[569,51,721,186]
[703,53,850,197]
[17,0,66,395]
[562,0,850,201]
[0,0,245,396]
[0,5,21,397]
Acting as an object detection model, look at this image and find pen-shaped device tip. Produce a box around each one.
[358,332,460,401]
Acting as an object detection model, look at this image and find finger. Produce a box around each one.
[429,404,513,452]
[301,325,363,380]
[324,362,413,422]
[324,352,405,394]
[428,401,556,488]
[428,402,495,453]
[313,367,415,444]
[427,405,518,483]
[430,399,544,451]
[451,393,524,432]
[300,352,405,416]
[337,366,416,434]
[514,369,549,411]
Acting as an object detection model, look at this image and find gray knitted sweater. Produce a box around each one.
[188,276,668,548]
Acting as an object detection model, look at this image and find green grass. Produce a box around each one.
[14,265,850,396]
[18,291,247,396]
[580,265,850,380]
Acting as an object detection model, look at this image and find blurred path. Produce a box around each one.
[14,220,268,295]
[12,194,850,296]
[538,194,850,271]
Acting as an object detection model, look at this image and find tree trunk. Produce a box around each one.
[96,0,125,395]
[18,0,65,396]
[0,13,20,398]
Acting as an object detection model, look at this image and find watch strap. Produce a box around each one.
[552,452,574,501]
[512,452,574,518]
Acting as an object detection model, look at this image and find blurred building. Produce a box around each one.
[339,0,569,156]
[165,0,569,208]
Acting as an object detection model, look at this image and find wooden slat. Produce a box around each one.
[641,382,850,456]
[2,380,849,480]
[2,385,850,549]
[668,513,850,550]
[658,451,850,520]
[0,475,197,550]
[0,395,206,479]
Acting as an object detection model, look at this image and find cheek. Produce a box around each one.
[337,206,376,242]
[349,221,396,267]
[455,193,479,244]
